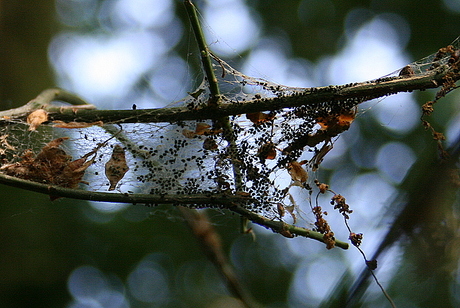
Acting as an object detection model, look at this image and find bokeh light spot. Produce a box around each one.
[127,260,170,304]
[376,142,416,184]
[204,0,260,56]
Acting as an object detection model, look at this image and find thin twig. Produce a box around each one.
[228,201,349,249]
[0,172,348,249]
[184,0,221,105]
[346,219,396,308]
[184,0,249,232]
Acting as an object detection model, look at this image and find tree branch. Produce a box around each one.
[184,0,221,105]
[184,0,249,232]
[0,88,94,120]
[0,172,348,249]
[0,65,454,126]
[179,207,263,308]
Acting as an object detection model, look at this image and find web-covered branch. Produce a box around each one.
[0,62,455,125]
[0,10,458,250]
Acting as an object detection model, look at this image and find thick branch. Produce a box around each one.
[0,66,452,126]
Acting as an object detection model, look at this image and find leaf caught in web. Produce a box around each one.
[105,145,129,191]
[0,137,96,193]
[27,109,48,131]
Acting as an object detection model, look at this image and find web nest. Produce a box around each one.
[0,36,459,227]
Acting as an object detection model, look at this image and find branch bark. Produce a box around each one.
[0,63,454,125]
[0,171,349,249]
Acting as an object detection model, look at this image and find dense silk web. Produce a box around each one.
[0,36,459,223]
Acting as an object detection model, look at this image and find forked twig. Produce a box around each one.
[184,0,249,232]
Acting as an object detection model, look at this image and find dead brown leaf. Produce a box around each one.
[27,109,48,131]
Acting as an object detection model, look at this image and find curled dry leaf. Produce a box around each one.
[182,123,222,139]
[316,108,356,132]
[279,228,294,238]
[182,129,196,138]
[287,161,308,183]
[0,137,96,197]
[56,155,96,190]
[194,122,211,135]
[285,205,297,223]
[257,142,276,162]
[195,122,222,136]
[0,134,15,153]
[53,120,103,129]
[277,203,286,218]
[27,109,48,131]
[246,112,275,125]
[203,137,218,151]
[105,145,129,191]
[311,142,333,171]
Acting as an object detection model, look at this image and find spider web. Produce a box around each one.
[0,36,458,221]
